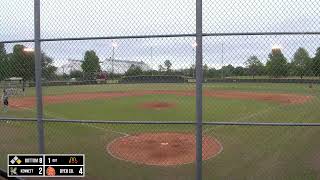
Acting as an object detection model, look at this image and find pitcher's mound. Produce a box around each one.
[139,102,176,110]
[107,132,222,166]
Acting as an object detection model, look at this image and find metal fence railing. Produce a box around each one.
[1,0,320,179]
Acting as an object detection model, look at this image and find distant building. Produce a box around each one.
[101,58,151,74]
[59,58,151,75]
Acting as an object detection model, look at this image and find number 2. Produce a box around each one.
[39,167,43,175]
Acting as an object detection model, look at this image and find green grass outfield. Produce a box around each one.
[1,83,320,179]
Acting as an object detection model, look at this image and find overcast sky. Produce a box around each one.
[1,0,320,72]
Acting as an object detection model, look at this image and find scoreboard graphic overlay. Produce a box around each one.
[7,154,85,177]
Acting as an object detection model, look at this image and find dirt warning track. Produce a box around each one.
[10,90,313,108]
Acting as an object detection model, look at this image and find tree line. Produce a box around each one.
[0,44,57,81]
[1,43,320,81]
[0,44,103,81]
[125,47,320,79]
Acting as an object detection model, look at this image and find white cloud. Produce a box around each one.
[1,0,320,70]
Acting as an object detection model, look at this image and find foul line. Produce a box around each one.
[15,106,129,136]
[43,110,129,136]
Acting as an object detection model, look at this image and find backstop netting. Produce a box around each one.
[0,77,26,97]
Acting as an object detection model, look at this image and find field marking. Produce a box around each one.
[14,106,129,136]
[42,109,129,136]
[203,135,224,164]
[85,123,129,136]
[0,106,35,124]
[41,109,130,153]
[203,104,285,133]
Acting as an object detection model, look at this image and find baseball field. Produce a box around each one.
[1,82,320,179]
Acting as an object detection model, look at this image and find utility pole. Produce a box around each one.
[111,41,118,74]
[221,43,224,79]
[151,47,153,75]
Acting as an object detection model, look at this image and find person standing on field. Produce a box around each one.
[2,89,9,112]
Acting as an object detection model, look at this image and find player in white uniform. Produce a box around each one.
[2,89,9,112]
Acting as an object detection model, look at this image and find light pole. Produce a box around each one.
[272,44,282,50]
[150,47,153,62]
[272,44,282,51]
[192,41,197,78]
[111,41,118,74]
[23,47,35,52]
[221,42,224,79]
[150,47,154,75]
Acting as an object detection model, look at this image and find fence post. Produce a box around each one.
[195,0,203,179]
[34,0,45,154]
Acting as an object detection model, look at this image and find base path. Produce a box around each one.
[107,132,222,166]
[10,90,313,109]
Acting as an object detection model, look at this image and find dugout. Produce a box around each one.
[1,77,26,96]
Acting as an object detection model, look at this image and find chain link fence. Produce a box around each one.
[1,0,320,179]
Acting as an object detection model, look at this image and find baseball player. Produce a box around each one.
[2,89,9,112]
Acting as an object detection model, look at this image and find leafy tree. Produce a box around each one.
[143,70,159,76]
[81,50,101,80]
[189,64,195,77]
[234,66,248,76]
[244,56,263,78]
[164,60,172,72]
[125,64,143,76]
[291,47,312,79]
[312,47,320,78]
[70,70,83,80]
[207,68,219,78]
[158,65,165,73]
[266,49,288,78]
[10,44,34,80]
[220,64,235,77]
[0,43,5,60]
[8,45,57,81]
[203,64,209,78]
[62,73,69,80]
[42,54,58,80]
[0,43,7,80]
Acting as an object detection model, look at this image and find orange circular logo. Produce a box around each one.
[46,166,56,176]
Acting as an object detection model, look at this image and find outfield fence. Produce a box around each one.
[1,0,320,179]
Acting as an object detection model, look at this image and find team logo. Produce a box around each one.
[10,167,17,175]
[46,166,56,176]
[69,157,78,164]
[10,156,22,165]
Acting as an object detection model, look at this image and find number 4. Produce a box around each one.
[79,167,83,175]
